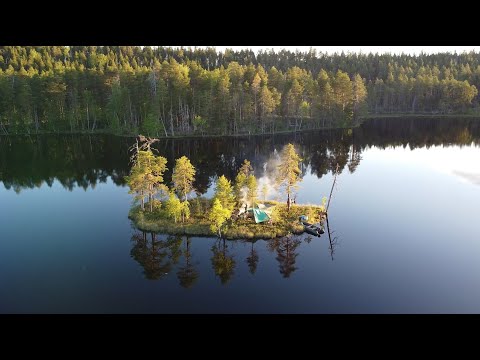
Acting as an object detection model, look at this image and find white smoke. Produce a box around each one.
[257,175,280,202]
[238,144,302,207]
[240,186,248,207]
[257,147,283,202]
[239,168,279,208]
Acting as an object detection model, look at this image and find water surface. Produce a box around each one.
[1,117,480,313]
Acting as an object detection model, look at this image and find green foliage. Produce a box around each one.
[126,148,168,212]
[125,174,146,209]
[172,156,196,201]
[270,205,281,223]
[300,101,310,117]
[190,196,203,217]
[192,115,207,134]
[239,159,253,177]
[246,174,258,206]
[276,143,302,210]
[181,200,190,222]
[213,175,235,212]
[164,192,183,223]
[208,198,232,237]
[352,74,368,120]
[233,159,253,205]
[234,172,247,205]
[2,46,480,136]
[142,112,162,137]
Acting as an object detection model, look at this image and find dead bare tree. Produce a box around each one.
[326,214,340,261]
[326,163,340,214]
[128,135,160,166]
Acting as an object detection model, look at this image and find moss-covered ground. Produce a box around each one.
[128,198,325,239]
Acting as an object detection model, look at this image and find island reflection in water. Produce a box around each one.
[130,219,340,286]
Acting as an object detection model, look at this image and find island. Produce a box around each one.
[127,137,327,239]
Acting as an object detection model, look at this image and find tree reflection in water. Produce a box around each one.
[130,231,182,280]
[130,228,340,285]
[246,241,259,275]
[3,117,479,194]
[211,239,236,285]
[177,237,199,289]
[326,215,340,261]
[268,236,302,278]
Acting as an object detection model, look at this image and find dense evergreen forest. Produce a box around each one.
[0,46,479,136]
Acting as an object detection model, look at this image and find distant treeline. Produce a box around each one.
[0,46,479,136]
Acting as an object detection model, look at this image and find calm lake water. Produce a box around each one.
[1,117,480,313]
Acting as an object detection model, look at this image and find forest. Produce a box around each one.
[0,46,479,136]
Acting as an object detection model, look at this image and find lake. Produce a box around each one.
[1,117,480,313]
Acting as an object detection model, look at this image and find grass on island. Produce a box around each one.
[128,198,325,239]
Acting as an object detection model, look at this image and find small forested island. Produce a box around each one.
[127,137,327,239]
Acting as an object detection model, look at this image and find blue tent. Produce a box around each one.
[252,208,270,223]
[246,203,275,223]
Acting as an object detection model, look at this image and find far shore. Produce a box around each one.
[2,114,479,138]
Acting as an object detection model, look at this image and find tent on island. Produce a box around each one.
[251,208,270,223]
[239,203,275,223]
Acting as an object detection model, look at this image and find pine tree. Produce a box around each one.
[142,150,168,212]
[234,172,247,205]
[246,174,257,207]
[352,74,368,123]
[276,143,302,211]
[333,70,353,114]
[172,156,196,201]
[181,200,190,222]
[239,159,253,177]
[234,159,253,205]
[208,198,231,237]
[126,149,168,213]
[125,159,148,211]
[165,192,183,223]
[213,175,235,212]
